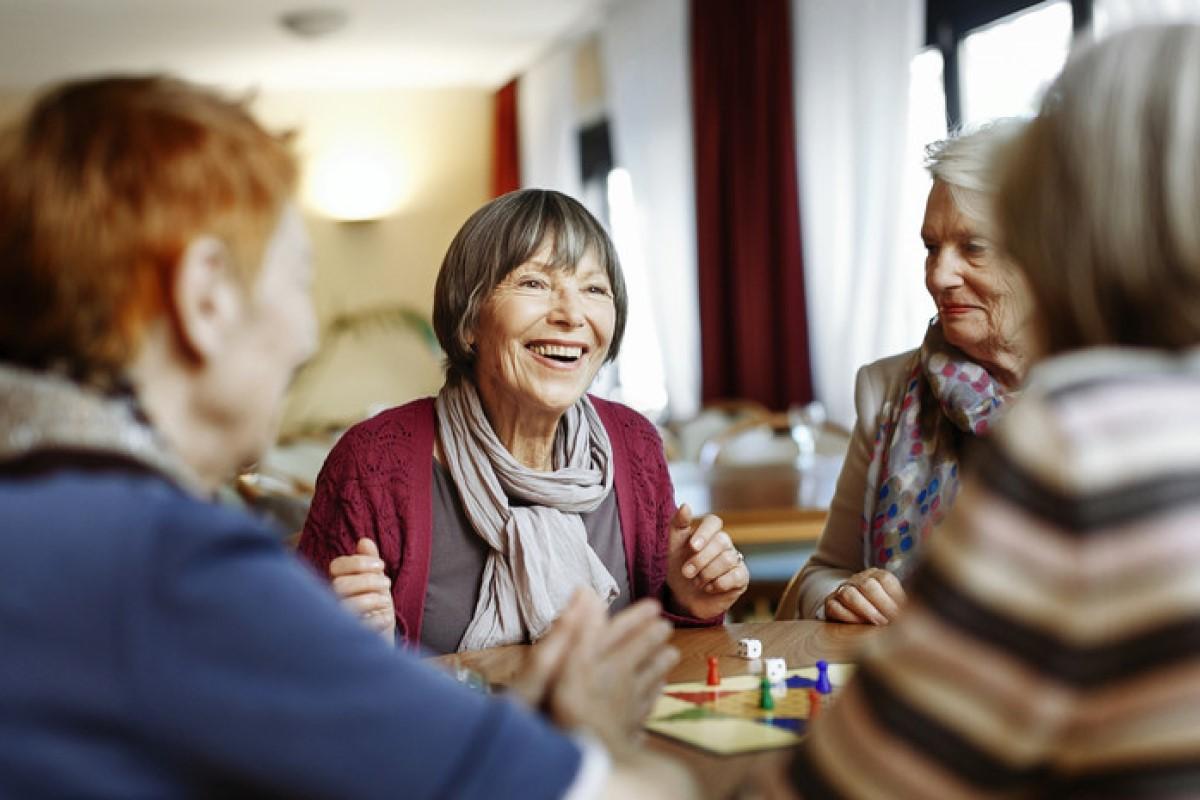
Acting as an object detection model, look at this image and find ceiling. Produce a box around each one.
[0,0,609,91]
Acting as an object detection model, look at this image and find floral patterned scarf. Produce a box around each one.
[861,321,1012,581]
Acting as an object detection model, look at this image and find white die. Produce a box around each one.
[736,638,762,659]
[765,657,787,684]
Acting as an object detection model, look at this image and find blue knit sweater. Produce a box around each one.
[0,456,579,798]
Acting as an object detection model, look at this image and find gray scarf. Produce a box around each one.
[0,363,202,495]
[435,380,618,651]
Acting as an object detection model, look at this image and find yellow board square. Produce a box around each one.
[645,717,802,755]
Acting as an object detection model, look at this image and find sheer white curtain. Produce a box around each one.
[599,0,700,419]
[518,45,583,199]
[791,0,926,428]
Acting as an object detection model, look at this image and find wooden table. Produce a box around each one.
[669,457,843,546]
[435,620,878,799]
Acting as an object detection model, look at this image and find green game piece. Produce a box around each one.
[759,675,775,711]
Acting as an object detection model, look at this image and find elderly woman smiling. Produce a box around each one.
[788,120,1033,625]
[300,189,748,652]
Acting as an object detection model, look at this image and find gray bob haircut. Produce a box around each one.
[926,118,1027,232]
[432,188,628,384]
[997,23,1200,355]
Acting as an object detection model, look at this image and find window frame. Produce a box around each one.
[926,0,1094,128]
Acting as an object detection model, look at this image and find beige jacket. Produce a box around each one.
[794,349,916,619]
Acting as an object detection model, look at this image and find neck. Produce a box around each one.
[474,379,562,472]
[978,347,1026,390]
[126,335,233,493]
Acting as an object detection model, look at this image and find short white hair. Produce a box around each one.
[925,119,1027,230]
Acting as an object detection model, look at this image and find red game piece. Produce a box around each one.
[706,656,721,686]
[808,688,822,719]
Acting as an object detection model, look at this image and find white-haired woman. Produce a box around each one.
[791,23,1200,796]
[790,120,1033,624]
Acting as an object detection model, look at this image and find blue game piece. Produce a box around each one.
[815,660,832,695]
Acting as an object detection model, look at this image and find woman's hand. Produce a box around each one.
[508,590,678,759]
[665,504,749,620]
[823,567,907,625]
[328,538,396,642]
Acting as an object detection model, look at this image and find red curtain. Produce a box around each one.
[691,0,813,410]
[491,79,521,197]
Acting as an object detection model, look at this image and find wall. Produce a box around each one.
[253,88,492,434]
[0,92,28,124]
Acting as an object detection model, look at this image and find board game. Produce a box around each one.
[644,662,855,755]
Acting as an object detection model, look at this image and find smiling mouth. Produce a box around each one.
[526,343,586,364]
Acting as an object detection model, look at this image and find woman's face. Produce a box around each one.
[471,240,615,418]
[922,180,1030,367]
[216,206,318,469]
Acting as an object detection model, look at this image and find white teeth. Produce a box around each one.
[528,344,583,359]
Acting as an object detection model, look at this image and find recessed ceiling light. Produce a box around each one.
[279,7,349,39]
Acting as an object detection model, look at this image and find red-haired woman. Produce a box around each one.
[0,75,688,798]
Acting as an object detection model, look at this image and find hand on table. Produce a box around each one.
[823,567,907,625]
[665,504,749,620]
[328,538,395,641]
[508,590,678,760]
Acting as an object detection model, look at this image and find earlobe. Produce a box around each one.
[170,236,241,363]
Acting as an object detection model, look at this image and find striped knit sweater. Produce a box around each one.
[792,347,1200,798]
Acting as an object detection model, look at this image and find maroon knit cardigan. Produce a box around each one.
[298,396,716,644]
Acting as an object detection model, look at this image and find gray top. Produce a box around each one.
[421,460,631,654]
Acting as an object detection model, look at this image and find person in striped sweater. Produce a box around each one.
[788,23,1200,798]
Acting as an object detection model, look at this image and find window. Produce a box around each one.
[896,47,950,340]
[605,167,668,416]
[960,1,1073,124]
[577,121,669,417]
[926,0,1086,129]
